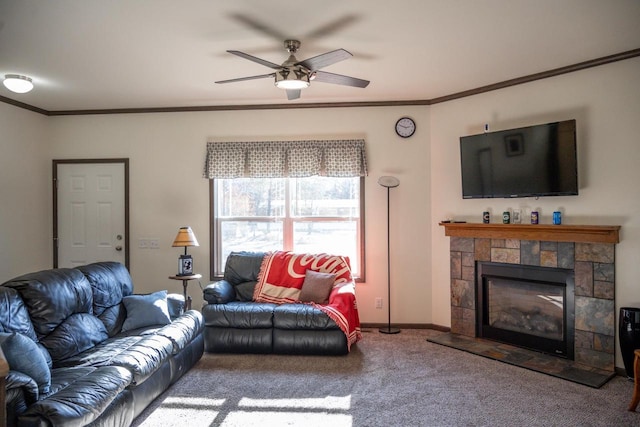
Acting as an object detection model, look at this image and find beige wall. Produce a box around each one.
[430,58,640,366]
[45,106,432,324]
[0,102,50,278]
[1,57,639,367]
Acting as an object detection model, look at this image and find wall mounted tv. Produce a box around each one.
[460,119,578,199]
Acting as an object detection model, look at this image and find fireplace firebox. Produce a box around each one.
[476,262,575,359]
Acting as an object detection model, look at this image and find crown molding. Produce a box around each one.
[2,48,639,116]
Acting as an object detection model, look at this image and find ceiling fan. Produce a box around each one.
[215,39,370,100]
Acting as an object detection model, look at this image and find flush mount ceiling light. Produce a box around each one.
[3,74,34,93]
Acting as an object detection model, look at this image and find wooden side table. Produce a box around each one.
[169,273,201,311]
[628,349,640,411]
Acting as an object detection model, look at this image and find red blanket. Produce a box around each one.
[253,251,362,350]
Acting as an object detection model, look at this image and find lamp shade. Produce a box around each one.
[172,226,199,247]
[378,176,400,188]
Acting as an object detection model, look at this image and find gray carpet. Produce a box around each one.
[133,329,639,426]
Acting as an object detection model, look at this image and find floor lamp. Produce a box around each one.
[378,176,400,334]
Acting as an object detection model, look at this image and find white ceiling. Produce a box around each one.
[1,0,639,112]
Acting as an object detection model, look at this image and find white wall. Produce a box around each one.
[430,58,640,367]
[46,106,432,324]
[0,102,50,278]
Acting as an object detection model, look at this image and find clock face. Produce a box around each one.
[395,117,416,138]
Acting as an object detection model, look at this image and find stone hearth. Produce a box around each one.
[443,225,618,373]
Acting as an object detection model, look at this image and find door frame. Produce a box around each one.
[53,158,130,269]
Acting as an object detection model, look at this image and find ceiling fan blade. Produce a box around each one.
[215,73,275,84]
[312,70,370,88]
[227,50,282,70]
[230,14,288,42]
[305,15,359,39]
[296,49,352,71]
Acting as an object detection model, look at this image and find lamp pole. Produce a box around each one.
[378,176,400,334]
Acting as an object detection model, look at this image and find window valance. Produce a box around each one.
[203,139,367,179]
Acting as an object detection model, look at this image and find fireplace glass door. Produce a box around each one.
[477,262,574,359]
[487,279,564,341]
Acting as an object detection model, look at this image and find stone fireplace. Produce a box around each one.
[441,223,620,373]
[476,261,574,359]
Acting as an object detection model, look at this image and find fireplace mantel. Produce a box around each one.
[439,222,620,244]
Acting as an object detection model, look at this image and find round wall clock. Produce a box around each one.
[395,117,416,138]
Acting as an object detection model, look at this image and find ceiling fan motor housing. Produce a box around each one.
[275,66,310,89]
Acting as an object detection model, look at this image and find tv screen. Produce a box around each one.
[460,119,578,199]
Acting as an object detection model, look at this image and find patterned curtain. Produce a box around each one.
[203,139,367,179]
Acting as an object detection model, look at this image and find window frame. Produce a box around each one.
[209,177,365,282]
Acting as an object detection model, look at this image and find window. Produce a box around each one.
[211,176,364,279]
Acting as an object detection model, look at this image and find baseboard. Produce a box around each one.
[360,323,450,332]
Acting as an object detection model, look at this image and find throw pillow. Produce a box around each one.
[298,269,336,304]
[121,290,171,332]
[0,332,51,394]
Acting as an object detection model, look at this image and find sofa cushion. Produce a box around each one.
[202,301,276,329]
[20,366,132,426]
[273,304,340,330]
[0,286,38,341]
[203,280,236,304]
[154,311,204,354]
[44,313,109,363]
[2,268,111,364]
[167,293,186,318]
[2,268,94,338]
[0,332,51,394]
[298,270,336,304]
[121,290,171,332]
[107,334,174,385]
[77,262,134,336]
[224,251,266,301]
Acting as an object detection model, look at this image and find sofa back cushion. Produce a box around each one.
[77,262,133,336]
[224,252,266,301]
[0,332,51,394]
[3,268,107,363]
[0,286,38,341]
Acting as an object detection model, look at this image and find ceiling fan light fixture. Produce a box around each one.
[275,69,310,90]
[3,74,34,93]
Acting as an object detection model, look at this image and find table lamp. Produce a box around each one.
[172,226,199,276]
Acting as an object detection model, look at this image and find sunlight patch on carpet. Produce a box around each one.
[222,411,352,426]
[239,395,351,409]
[136,407,219,426]
[135,397,225,426]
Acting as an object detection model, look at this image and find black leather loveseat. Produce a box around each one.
[0,262,204,426]
[202,251,360,356]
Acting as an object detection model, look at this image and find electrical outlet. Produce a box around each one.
[149,239,160,249]
[138,238,149,249]
[375,297,383,309]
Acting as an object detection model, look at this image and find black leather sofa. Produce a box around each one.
[202,252,351,355]
[0,262,204,427]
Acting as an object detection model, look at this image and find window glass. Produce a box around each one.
[213,177,363,279]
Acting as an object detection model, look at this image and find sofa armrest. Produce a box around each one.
[203,280,236,304]
[1,347,7,427]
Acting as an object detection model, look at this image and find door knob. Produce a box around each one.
[115,246,123,251]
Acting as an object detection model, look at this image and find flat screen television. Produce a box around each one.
[459,119,578,199]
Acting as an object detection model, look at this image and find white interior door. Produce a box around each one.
[55,161,128,268]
